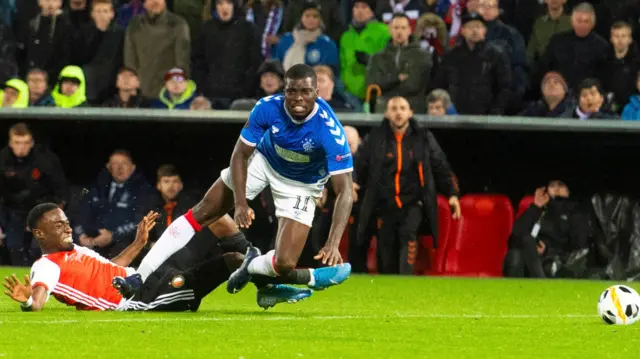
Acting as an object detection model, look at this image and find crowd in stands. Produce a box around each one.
[2,0,640,279]
[0,0,638,118]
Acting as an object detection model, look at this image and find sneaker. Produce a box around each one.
[309,263,352,291]
[226,246,261,294]
[256,284,312,310]
[112,273,142,298]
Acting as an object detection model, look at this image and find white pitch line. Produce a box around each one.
[0,313,597,325]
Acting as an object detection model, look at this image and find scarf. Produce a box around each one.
[248,4,283,58]
[283,28,322,71]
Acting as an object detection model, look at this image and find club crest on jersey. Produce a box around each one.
[302,138,315,153]
[171,275,185,288]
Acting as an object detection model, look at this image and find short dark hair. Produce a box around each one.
[284,64,317,85]
[391,13,410,24]
[27,203,60,231]
[110,149,134,163]
[9,122,32,138]
[577,78,603,96]
[157,164,181,181]
[611,21,632,32]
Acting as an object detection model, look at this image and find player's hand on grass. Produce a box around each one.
[234,204,255,229]
[314,245,343,266]
[135,211,160,245]
[3,274,32,304]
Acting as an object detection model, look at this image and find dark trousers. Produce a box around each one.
[503,234,545,278]
[377,204,423,275]
[2,210,34,266]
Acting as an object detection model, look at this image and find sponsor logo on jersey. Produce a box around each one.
[336,153,352,162]
[171,275,185,288]
[274,144,310,163]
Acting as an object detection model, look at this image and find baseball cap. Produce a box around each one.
[164,68,187,82]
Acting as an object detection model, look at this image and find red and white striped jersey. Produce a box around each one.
[30,245,134,311]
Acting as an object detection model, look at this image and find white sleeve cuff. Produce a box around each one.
[329,168,354,176]
[239,135,257,147]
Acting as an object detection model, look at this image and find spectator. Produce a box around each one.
[537,2,609,91]
[102,66,151,108]
[339,0,389,101]
[367,13,432,113]
[73,0,125,105]
[192,0,262,110]
[190,96,212,110]
[2,79,29,108]
[51,65,88,108]
[599,21,640,114]
[314,65,359,112]
[26,68,55,106]
[355,96,460,275]
[622,71,640,121]
[74,149,152,259]
[478,0,529,113]
[570,78,619,120]
[115,0,146,28]
[244,0,285,59]
[124,0,191,99]
[276,1,339,74]
[376,0,424,31]
[173,0,206,43]
[20,0,74,84]
[281,0,345,45]
[68,0,90,28]
[151,68,198,110]
[414,12,448,67]
[521,71,574,118]
[526,0,571,68]
[503,181,591,278]
[256,59,284,97]
[146,164,197,244]
[0,123,68,265]
[426,88,457,116]
[434,11,511,115]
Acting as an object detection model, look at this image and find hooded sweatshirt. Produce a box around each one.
[622,95,640,120]
[4,79,29,108]
[52,66,88,108]
[151,80,198,110]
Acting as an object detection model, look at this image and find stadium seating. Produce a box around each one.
[517,195,535,218]
[442,194,514,277]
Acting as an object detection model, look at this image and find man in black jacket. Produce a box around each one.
[0,123,68,266]
[355,96,460,275]
[503,181,591,278]
[192,0,263,109]
[434,11,511,115]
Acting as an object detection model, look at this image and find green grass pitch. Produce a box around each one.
[0,267,639,358]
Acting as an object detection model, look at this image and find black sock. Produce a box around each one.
[219,232,251,254]
[252,269,312,288]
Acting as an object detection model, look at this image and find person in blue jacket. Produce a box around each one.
[275,1,339,76]
[622,71,640,120]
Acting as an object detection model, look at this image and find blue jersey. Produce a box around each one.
[240,95,353,185]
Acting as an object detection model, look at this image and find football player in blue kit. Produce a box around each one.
[113,64,353,303]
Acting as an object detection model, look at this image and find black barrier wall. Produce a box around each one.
[1,118,639,204]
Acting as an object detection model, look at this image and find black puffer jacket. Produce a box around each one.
[434,39,512,115]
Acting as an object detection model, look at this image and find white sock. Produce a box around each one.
[308,269,315,286]
[137,216,196,282]
[247,250,278,277]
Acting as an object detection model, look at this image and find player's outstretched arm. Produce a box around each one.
[315,173,353,266]
[230,139,256,228]
[111,211,160,267]
[3,274,47,312]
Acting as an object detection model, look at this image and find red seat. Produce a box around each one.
[443,194,514,277]
[517,195,535,218]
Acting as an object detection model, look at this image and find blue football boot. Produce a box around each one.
[226,246,261,294]
[112,273,142,298]
[256,284,313,310]
[309,263,352,291]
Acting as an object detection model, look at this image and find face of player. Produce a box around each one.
[260,72,282,95]
[316,72,334,101]
[390,17,411,46]
[108,153,136,183]
[91,3,114,31]
[144,0,166,16]
[611,27,632,53]
[33,208,74,252]
[428,100,446,116]
[572,11,594,38]
[117,71,140,91]
[301,9,321,31]
[9,134,34,158]
[157,175,183,201]
[166,78,187,97]
[462,21,487,44]
[284,77,318,118]
[39,0,62,16]
[352,2,373,24]
[385,97,413,131]
[578,85,603,113]
[2,88,18,108]
[478,0,499,22]
[216,0,234,22]
[27,71,48,100]
[60,80,79,97]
